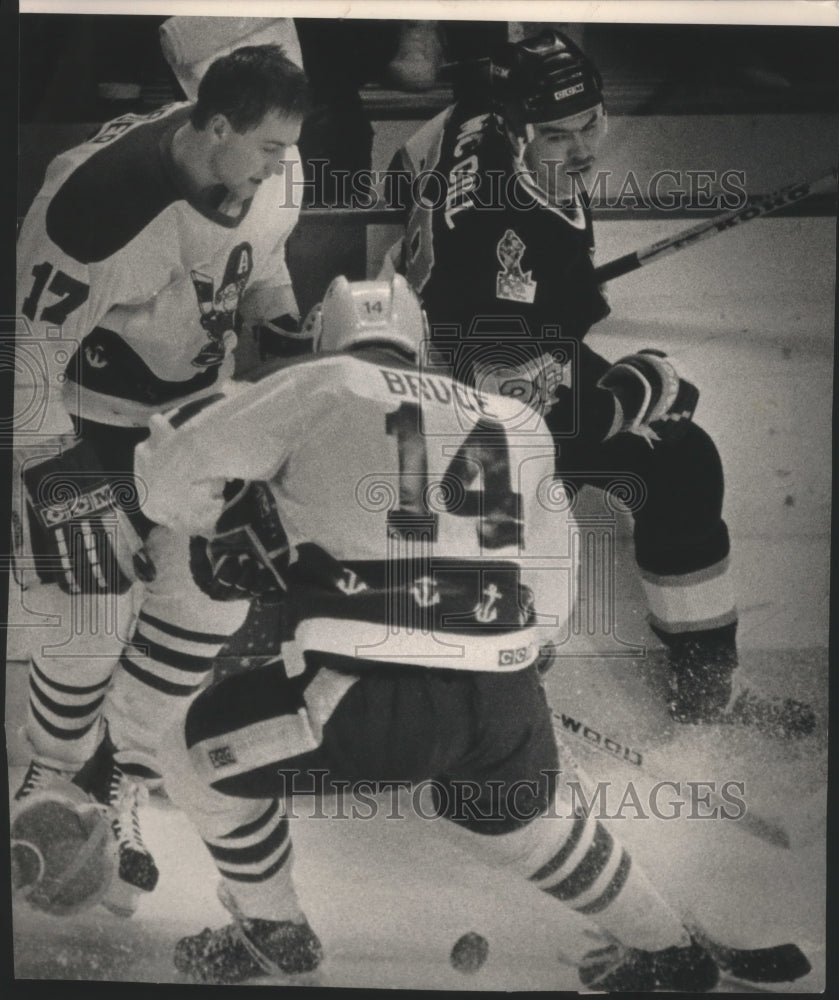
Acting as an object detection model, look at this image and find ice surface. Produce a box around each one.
[10,637,827,990]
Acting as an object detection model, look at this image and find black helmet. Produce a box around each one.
[491,29,603,128]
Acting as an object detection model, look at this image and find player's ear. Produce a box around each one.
[209,113,233,142]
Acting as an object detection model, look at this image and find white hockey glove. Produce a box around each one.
[189,480,290,602]
[19,439,154,595]
[598,349,699,444]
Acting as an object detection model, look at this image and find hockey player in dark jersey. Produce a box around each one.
[132,275,722,991]
[382,29,814,739]
[11,44,311,916]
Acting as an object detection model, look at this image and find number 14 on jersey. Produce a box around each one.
[384,402,523,550]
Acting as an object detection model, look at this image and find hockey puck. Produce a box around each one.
[450,932,489,973]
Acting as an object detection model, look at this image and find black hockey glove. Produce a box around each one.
[598,349,699,444]
[189,480,290,601]
[254,313,314,362]
[20,438,153,595]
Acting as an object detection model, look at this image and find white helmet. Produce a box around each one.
[304,275,429,357]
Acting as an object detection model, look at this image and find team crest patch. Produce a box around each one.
[496,229,537,303]
[190,242,254,368]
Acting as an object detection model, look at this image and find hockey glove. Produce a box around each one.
[598,349,699,444]
[20,439,154,595]
[189,480,290,601]
[254,313,314,362]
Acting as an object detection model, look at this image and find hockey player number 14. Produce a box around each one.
[21,262,90,325]
[385,402,523,549]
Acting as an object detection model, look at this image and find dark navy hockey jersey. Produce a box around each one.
[388,101,610,349]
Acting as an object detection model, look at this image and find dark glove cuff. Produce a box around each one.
[256,314,314,360]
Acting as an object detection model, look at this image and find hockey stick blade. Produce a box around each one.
[557,929,804,992]
[685,922,811,984]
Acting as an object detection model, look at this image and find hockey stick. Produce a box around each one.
[594,167,838,283]
[549,726,812,986]
[556,926,811,989]
[550,710,792,850]
[685,920,812,984]
[557,936,809,990]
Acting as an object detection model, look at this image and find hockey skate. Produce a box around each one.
[72,730,160,916]
[579,934,719,992]
[659,624,816,738]
[14,758,77,801]
[174,884,323,984]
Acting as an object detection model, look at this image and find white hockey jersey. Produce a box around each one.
[16,103,302,436]
[136,345,572,674]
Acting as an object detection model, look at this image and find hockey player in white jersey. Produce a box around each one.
[11,43,311,916]
[131,275,724,991]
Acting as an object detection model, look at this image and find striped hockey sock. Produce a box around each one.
[527,809,688,951]
[451,800,687,952]
[25,656,111,765]
[201,798,304,923]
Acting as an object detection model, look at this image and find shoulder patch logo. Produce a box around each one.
[496,229,537,303]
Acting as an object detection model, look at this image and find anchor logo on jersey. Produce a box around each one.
[473,583,502,623]
[411,576,440,608]
[495,229,537,304]
[336,568,369,596]
[190,242,253,368]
